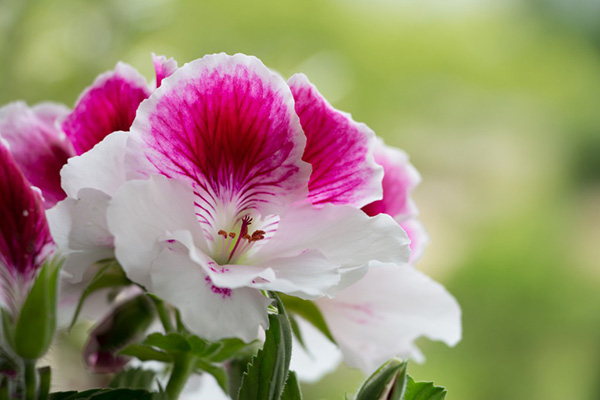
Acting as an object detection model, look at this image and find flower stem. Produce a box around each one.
[152,297,175,333]
[166,354,196,400]
[23,359,36,400]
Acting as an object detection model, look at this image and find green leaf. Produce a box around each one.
[202,338,249,362]
[355,358,408,400]
[281,371,302,400]
[119,344,171,363]
[143,333,191,353]
[195,359,228,393]
[238,293,292,400]
[14,257,61,359]
[109,368,157,390]
[278,294,335,344]
[403,376,447,400]
[287,313,306,349]
[49,389,153,400]
[69,261,130,330]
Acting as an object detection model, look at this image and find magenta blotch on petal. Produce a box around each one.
[129,53,310,227]
[288,74,383,208]
[0,102,74,208]
[152,53,178,88]
[0,144,53,309]
[62,62,151,154]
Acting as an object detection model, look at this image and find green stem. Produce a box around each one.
[152,297,175,333]
[23,359,36,400]
[165,354,196,400]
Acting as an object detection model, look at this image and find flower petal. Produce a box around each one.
[47,190,115,283]
[152,53,178,88]
[401,218,429,264]
[150,247,271,342]
[62,63,150,155]
[129,53,311,232]
[0,101,74,207]
[362,139,421,220]
[317,262,462,373]
[107,175,207,287]
[256,203,410,274]
[0,144,53,288]
[288,74,383,208]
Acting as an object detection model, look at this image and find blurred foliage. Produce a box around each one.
[2,0,600,399]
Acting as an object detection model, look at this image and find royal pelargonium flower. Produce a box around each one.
[0,143,54,315]
[52,53,411,342]
[291,139,461,377]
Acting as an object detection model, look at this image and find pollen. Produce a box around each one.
[214,215,267,264]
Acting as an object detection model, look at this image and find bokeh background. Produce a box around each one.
[2,0,600,398]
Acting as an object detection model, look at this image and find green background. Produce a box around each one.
[2,0,600,398]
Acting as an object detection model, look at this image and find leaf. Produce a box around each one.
[278,294,335,344]
[355,358,408,400]
[195,359,228,393]
[109,368,157,390]
[281,371,302,400]
[238,293,292,400]
[287,313,306,349]
[203,338,249,362]
[119,344,171,363]
[403,376,447,400]
[143,333,191,354]
[14,257,61,359]
[69,261,130,330]
[49,389,153,400]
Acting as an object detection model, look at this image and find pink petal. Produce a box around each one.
[152,53,178,88]
[400,218,429,264]
[0,102,74,208]
[129,53,310,229]
[62,62,151,155]
[0,144,53,287]
[288,74,383,208]
[362,140,421,220]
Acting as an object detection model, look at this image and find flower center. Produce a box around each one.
[214,215,265,264]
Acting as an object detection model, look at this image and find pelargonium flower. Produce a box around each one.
[53,53,411,342]
[0,143,54,315]
[291,140,461,377]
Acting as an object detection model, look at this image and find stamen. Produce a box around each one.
[227,215,253,263]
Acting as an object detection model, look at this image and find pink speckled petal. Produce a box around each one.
[0,144,53,292]
[129,53,310,233]
[62,62,150,154]
[288,74,383,208]
[362,139,421,220]
[152,53,178,88]
[0,102,74,208]
[317,262,461,374]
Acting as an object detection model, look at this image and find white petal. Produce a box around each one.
[317,262,461,374]
[289,318,342,383]
[61,130,129,198]
[107,175,208,287]
[150,247,270,342]
[256,203,410,287]
[47,189,114,282]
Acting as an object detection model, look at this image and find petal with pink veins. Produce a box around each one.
[152,53,178,88]
[316,262,461,374]
[62,62,150,155]
[128,53,311,232]
[288,74,383,208]
[362,139,421,220]
[0,144,53,310]
[0,102,74,208]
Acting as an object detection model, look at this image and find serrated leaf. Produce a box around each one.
[287,313,306,350]
[355,358,407,400]
[278,294,335,344]
[238,293,292,400]
[14,258,61,359]
[143,333,191,353]
[119,344,171,363]
[281,371,302,400]
[403,376,447,400]
[109,367,156,390]
[69,261,130,330]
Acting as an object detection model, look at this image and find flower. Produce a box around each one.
[55,53,411,342]
[291,140,461,377]
[0,143,54,315]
